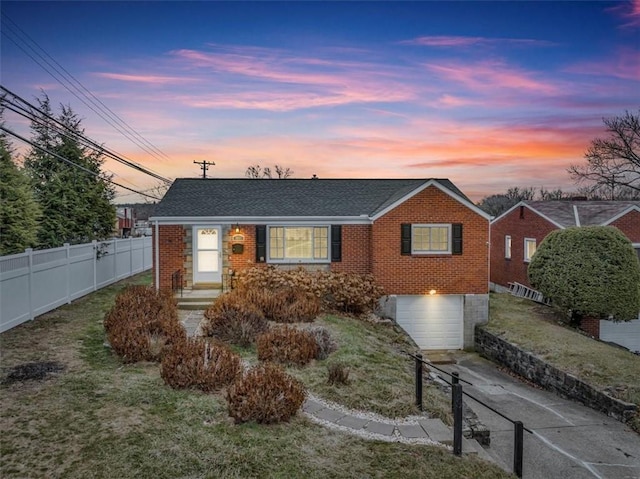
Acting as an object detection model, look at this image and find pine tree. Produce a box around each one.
[23,94,115,248]
[0,107,41,255]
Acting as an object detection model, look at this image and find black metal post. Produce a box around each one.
[451,371,459,412]
[415,354,423,411]
[453,383,463,456]
[514,420,524,478]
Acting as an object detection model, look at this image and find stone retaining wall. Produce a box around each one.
[475,327,637,423]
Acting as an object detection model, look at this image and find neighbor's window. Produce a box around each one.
[505,235,512,259]
[412,224,451,254]
[268,226,329,261]
[524,238,536,262]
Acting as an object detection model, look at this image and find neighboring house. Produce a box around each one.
[149,178,492,350]
[490,200,640,352]
[115,207,135,238]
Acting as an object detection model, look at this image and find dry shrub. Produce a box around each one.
[327,362,350,386]
[236,267,384,317]
[104,286,185,363]
[227,362,306,424]
[257,327,319,366]
[304,326,337,360]
[319,272,385,316]
[161,338,242,392]
[202,291,269,347]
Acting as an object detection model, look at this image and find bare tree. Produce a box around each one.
[245,164,293,179]
[569,110,640,199]
[476,186,569,217]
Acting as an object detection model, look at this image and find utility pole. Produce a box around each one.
[193,160,215,178]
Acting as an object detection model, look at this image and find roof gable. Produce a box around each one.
[151,178,483,220]
[491,200,640,228]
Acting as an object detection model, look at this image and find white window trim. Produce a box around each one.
[267,225,330,264]
[411,224,452,255]
[505,235,512,259]
[524,237,536,263]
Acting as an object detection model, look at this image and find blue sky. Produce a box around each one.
[2,1,638,202]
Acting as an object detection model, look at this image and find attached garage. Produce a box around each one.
[396,295,464,350]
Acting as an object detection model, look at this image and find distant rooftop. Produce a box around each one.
[524,200,640,227]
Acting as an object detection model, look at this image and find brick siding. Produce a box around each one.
[490,206,558,288]
[371,185,489,295]
[331,224,372,275]
[154,225,186,289]
[610,210,640,243]
[580,317,601,339]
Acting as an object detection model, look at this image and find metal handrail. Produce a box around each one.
[407,352,473,385]
[171,269,183,298]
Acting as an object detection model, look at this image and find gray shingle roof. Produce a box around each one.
[525,200,640,227]
[151,178,469,218]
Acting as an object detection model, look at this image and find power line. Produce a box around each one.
[1,86,172,184]
[0,125,162,201]
[194,160,215,178]
[1,13,173,163]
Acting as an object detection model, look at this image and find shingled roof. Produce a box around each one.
[516,200,640,228]
[151,178,471,218]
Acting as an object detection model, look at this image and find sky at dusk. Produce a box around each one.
[1,1,639,203]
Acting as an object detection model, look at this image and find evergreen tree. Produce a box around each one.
[23,94,115,248]
[0,106,41,255]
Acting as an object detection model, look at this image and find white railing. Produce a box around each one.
[0,237,152,333]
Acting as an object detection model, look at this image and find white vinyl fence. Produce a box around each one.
[0,237,152,333]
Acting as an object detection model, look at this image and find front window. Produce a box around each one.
[524,238,536,262]
[412,224,451,254]
[269,226,329,261]
[505,235,512,259]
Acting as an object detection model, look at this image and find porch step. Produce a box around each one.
[177,301,214,311]
[193,283,222,290]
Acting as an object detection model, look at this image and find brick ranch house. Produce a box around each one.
[489,200,640,352]
[149,178,492,350]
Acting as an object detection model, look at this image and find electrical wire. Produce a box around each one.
[1,86,172,184]
[1,13,173,163]
[1,125,162,201]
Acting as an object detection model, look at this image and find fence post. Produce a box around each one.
[415,353,423,411]
[26,248,34,321]
[453,383,463,456]
[65,243,71,304]
[514,420,524,478]
[92,240,97,291]
[451,371,459,412]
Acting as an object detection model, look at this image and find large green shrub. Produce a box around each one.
[528,226,640,321]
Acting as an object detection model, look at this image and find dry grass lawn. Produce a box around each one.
[0,273,512,478]
[487,293,640,431]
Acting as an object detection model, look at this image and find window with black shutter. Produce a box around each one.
[452,223,463,255]
[331,225,342,262]
[401,223,412,255]
[255,225,266,263]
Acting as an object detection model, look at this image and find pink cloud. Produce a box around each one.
[607,0,640,28]
[565,48,640,81]
[424,60,558,95]
[400,35,554,48]
[94,72,199,85]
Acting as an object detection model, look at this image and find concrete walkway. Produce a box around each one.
[441,352,640,479]
[178,311,490,459]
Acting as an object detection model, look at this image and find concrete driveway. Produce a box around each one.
[439,353,640,479]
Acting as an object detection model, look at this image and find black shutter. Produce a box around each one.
[401,223,412,255]
[452,223,463,255]
[256,225,266,263]
[331,225,342,262]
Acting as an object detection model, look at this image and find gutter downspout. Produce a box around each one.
[154,220,160,291]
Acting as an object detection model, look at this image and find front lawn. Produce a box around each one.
[487,293,640,431]
[0,273,511,478]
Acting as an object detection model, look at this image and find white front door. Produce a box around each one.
[193,226,221,284]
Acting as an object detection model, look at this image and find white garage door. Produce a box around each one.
[396,295,464,350]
